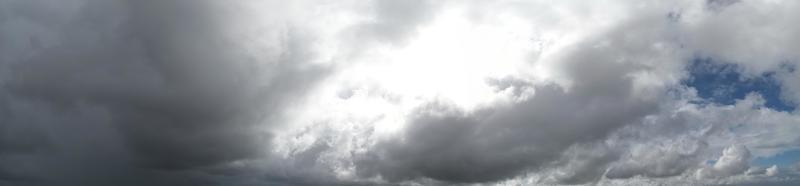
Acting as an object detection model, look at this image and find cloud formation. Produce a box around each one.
[1,0,330,185]
[696,145,752,179]
[2,0,800,185]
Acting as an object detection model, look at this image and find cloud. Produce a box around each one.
[3,0,800,185]
[0,0,330,185]
[683,0,800,73]
[606,140,705,179]
[355,0,440,45]
[354,29,669,183]
[696,145,752,179]
[766,165,779,177]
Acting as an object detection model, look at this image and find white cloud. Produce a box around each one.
[696,145,752,179]
[766,165,779,177]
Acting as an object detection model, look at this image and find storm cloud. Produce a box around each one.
[1,0,328,185]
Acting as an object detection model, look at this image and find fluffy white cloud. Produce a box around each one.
[696,145,752,179]
[766,165,779,177]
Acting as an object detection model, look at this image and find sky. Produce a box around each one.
[1,0,800,185]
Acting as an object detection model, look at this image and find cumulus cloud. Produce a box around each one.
[3,0,800,185]
[766,165,779,177]
[696,145,752,179]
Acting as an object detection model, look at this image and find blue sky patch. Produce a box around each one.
[754,149,800,168]
[684,57,795,112]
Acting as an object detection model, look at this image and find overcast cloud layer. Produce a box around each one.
[2,0,800,185]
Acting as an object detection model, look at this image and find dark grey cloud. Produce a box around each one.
[549,143,620,184]
[0,0,328,185]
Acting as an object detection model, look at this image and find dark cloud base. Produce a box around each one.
[1,0,327,185]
